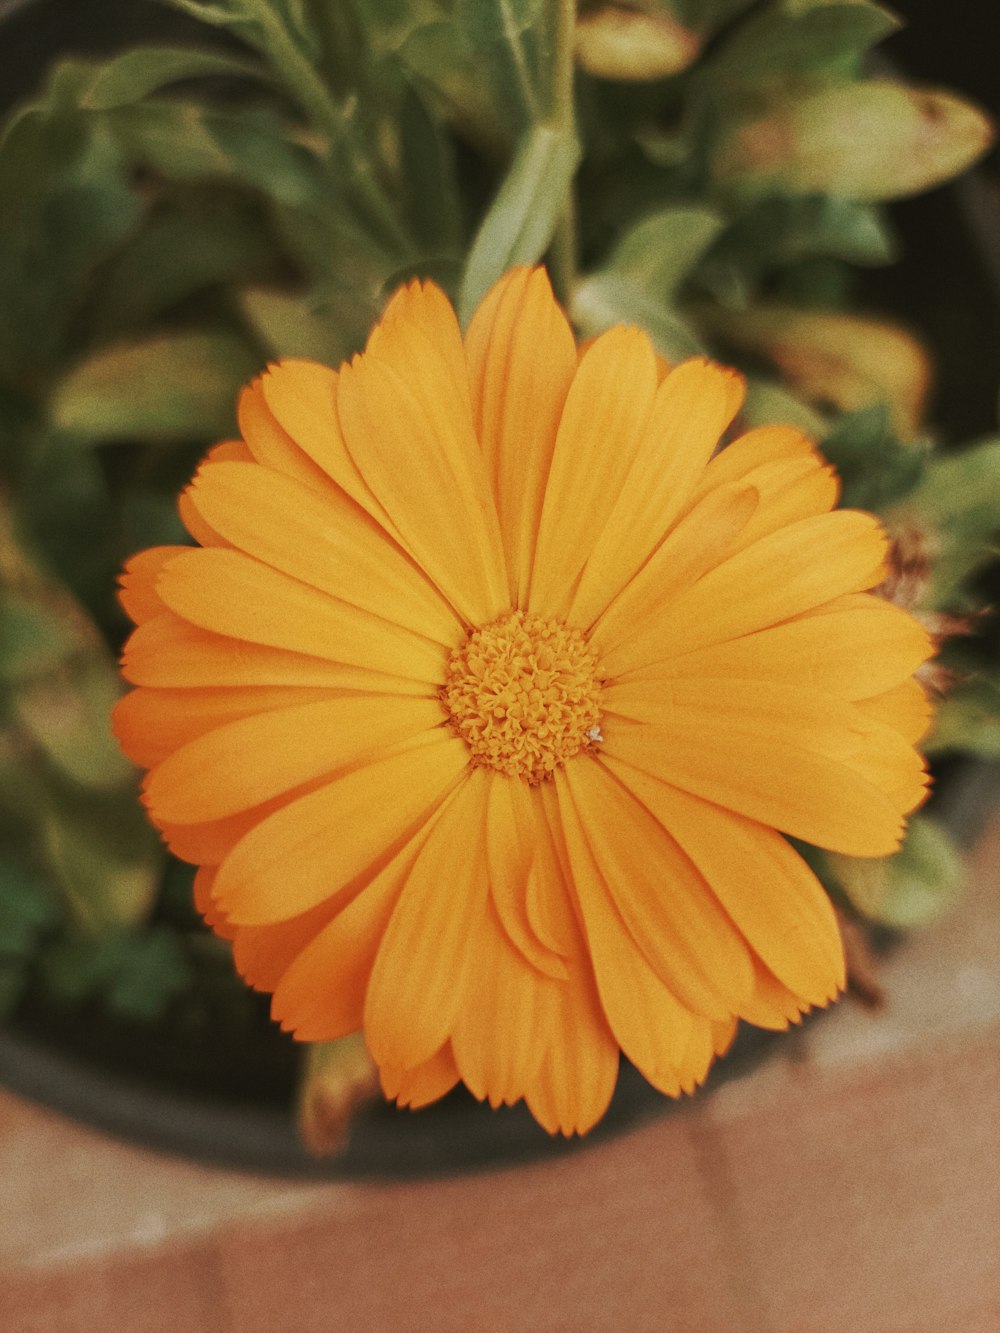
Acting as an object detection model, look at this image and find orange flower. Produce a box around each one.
[113,268,933,1135]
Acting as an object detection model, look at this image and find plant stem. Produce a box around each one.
[257,9,412,258]
[548,0,578,306]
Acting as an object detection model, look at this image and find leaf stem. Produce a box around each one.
[548,0,578,306]
[255,9,412,258]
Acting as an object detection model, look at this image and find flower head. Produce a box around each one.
[113,268,933,1135]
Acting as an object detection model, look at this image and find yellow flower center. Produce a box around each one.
[442,610,603,784]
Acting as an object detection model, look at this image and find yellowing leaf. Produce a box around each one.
[716,82,994,201]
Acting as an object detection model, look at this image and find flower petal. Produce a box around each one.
[121,613,430,695]
[336,286,508,624]
[602,759,844,1005]
[213,733,468,923]
[144,694,447,823]
[271,807,446,1040]
[186,460,462,644]
[155,548,448,683]
[450,895,557,1107]
[525,785,622,1135]
[365,769,491,1069]
[556,771,698,1094]
[569,358,744,626]
[528,325,659,618]
[112,683,330,767]
[242,370,358,501]
[636,593,933,702]
[589,482,758,653]
[232,894,344,993]
[560,759,754,1019]
[603,680,922,855]
[485,774,568,980]
[600,509,888,676]
[464,267,578,604]
[856,677,933,744]
[117,547,188,624]
[381,1044,461,1109]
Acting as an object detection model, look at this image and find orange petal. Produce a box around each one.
[485,774,568,980]
[336,285,508,625]
[569,358,744,626]
[450,895,557,1107]
[738,957,813,1031]
[528,325,659,618]
[603,683,919,856]
[640,593,933,703]
[117,546,190,625]
[365,769,491,1069]
[240,372,350,499]
[231,894,346,993]
[464,267,577,605]
[555,771,697,1095]
[271,805,446,1040]
[560,759,754,1019]
[603,762,845,1006]
[856,677,933,744]
[154,548,448,684]
[185,458,462,644]
[380,1043,461,1109]
[601,509,888,676]
[213,734,468,924]
[192,865,235,939]
[143,694,447,824]
[120,613,430,695]
[112,683,331,768]
[589,481,758,653]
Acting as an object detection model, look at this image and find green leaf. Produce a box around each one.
[670,0,757,32]
[398,85,463,255]
[82,45,267,111]
[397,19,504,154]
[89,201,276,338]
[830,817,966,929]
[905,438,1000,604]
[708,2,899,88]
[697,198,896,308]
[40,785,163,931]
[161,0,321,58]
[572,272,705,361]
[741,378,829,437]
[0,102,143,375]
[108,100,326,207]
[239,287,349,363]
[0,855,61,959]
[927,677,1000,759]
[102,929,195,1022]
[602,205,724,300]
[0,597,79,682]
[459,124,579,323]
[40,925,193,1021]
[51,331,259,443]
[11,657,133,792]
[819,404,928,510]
[456,0,549,128]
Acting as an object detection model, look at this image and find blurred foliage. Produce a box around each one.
[0,0,997,1079]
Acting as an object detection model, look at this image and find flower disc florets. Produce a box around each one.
[442,610,603,783]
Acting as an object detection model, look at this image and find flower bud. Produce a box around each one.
[704,305,930,437]
[576,5,700,81]
[297,1036,379,1157]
